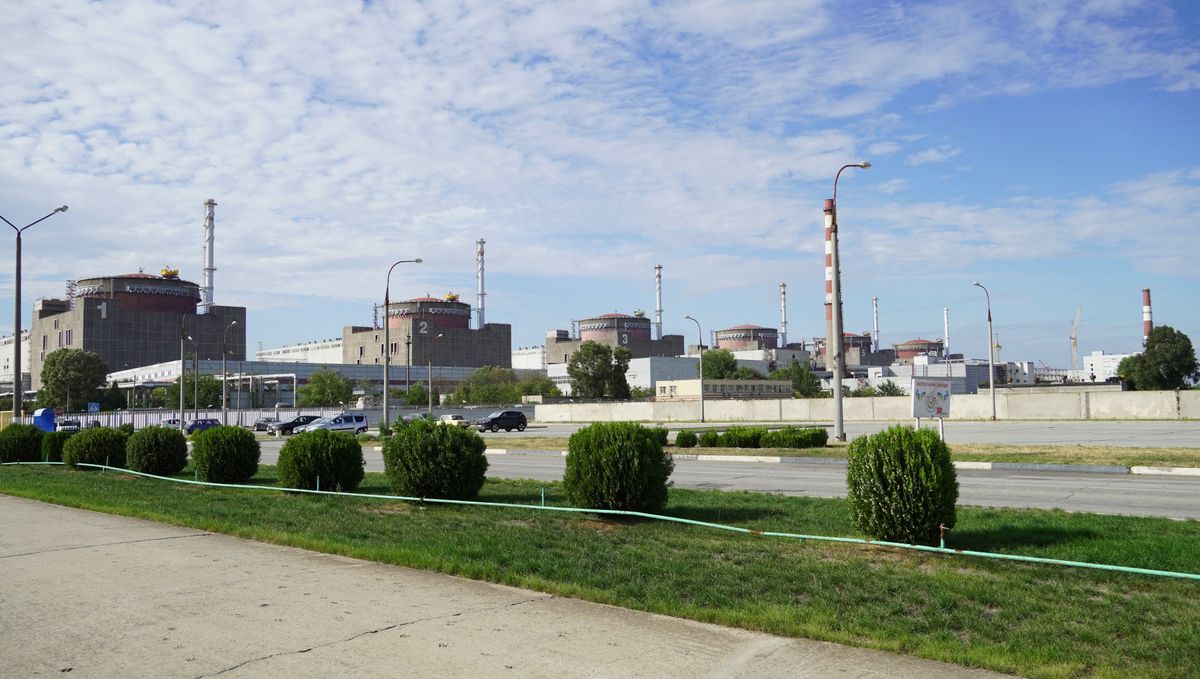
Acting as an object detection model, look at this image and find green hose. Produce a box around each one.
[4,461,1198,581]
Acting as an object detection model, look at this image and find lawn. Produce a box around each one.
[1,464,1197,678]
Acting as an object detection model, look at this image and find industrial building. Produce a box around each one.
[545,313,684,365]
[1080,350,1135,383]
[547,355,772,396]
[714,324,778,351]
[28,271,246,391]
[0,331,31,395]
[893,337,946,363]
[257,338,344,363]
[343,295,511,377]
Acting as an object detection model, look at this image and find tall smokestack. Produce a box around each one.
[1142,288,1152,346]
[780,283,788,347]
[824,199,838,366]
[654,265,663,341]
[476,239,486,329]
[943,307,950,357]
[871,296,879,354]
[200,199,216,314]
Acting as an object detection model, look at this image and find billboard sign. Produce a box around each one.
[911,378,951,418]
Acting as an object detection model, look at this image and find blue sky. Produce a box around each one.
[2,0,1198,368]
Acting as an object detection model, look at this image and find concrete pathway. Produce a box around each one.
[0,495,1014,678]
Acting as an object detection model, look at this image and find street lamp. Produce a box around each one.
[684,315,704,423]
[826,161,870,442]
[428,333,443,416]
[973,281,997,421]
[221,320,238,424]
[383,258,422,432]
[2,204,68,419]
[179,331,193,434]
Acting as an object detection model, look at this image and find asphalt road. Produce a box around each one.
[488,420,1200,447]
[256,442,1200,520]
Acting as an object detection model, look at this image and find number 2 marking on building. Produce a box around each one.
[418,321,429,335]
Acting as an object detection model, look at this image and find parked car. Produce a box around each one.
[56,419,81,433]
[251,417,280,432]
[162,418,182,428]
[402,413,435,423]
[299,412,368,434]
[439,414,472,428]
[186,418,221,434]
[267,415,320,436]
[475,410,527,432]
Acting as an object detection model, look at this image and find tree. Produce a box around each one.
[698,348,738,379]
[297,368,354,406]
[877,380,906,397]
[517,375,561,398]
[567,341,631,399]
[164,374,223,410]
[769,358,822,398]
[1120,326,1198,391]
[607,346,632,399]
[38,349,109,411]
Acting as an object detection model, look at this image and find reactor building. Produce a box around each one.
[29,270,246,390]
[545,312,684,365]
[342,294,511,372]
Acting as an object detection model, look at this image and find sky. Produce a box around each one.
[2,0,1198,370]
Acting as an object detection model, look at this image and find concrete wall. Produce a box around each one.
[534,389,1199,422]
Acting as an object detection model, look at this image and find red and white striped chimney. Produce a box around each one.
[824,199,836,363]
[1142,288,1153,346]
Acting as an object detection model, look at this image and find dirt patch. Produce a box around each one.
[578,518,626,533]
[360,503,414,516]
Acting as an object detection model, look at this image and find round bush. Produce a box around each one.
[563,422,674,512]
[190,425,260,483]
[697,431,720,448]
[279,430,365,492]
[40,431,75,462]
[62,427,128,469]
[382,420,487,499]
[650,427,669,447]
[846,426,958,545]
[674,430,697,448]
[0,424,45,463]
[126,426,188,476]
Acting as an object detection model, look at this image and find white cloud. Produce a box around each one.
[907,145,962,166]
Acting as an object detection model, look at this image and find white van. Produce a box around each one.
[299,412,368,434]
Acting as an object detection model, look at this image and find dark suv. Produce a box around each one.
[475,410,527,432]
[267,415,320,436]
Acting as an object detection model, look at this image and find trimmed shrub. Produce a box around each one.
[382,420,487,500]
[674,429,697,448]
[846,426,958,545]
[279,430,365,492]
[650,427,669,447]
[719,426,766,449]
[563,422,674,512]
[761,426,829,449]
[41,431,75,462]
[117,423,136,437]
[62,427,128,469]
[126,426,188,476]
[0,424,45,463]
[190,425,260,483]
[697,431,720,448]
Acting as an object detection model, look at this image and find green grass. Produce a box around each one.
[2,464,1198,678]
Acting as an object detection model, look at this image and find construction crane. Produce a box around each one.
[1069,306,1081,379]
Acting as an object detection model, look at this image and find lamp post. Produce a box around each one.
[405,334,412,396]
[684,315,704,423]
[383,258,422,432]
[826,161,870,442]
[2,204,68,419]
[427,333,443,416]
[973,281,997,421]
[179,331,192,434]
[221,320,238,424]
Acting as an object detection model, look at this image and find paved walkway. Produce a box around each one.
[0,495,1015,679]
